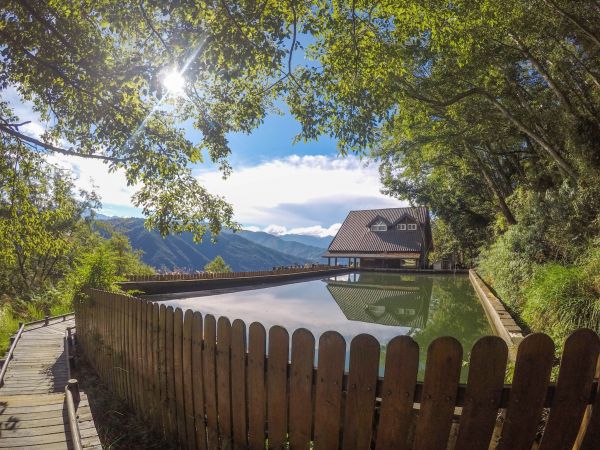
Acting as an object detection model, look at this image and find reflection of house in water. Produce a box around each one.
[325,273,433,328]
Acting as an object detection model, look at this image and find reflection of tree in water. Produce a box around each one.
[379,276,492,381]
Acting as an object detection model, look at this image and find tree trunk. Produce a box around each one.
[509,34,578,118]
[464,142,518,225]
[544,0,600,48]
[483,93,578,179]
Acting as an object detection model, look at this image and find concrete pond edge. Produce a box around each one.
[469,269,525,361]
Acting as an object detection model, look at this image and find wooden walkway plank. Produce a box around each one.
[0,314,100,450]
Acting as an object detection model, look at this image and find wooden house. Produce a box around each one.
[323,207,433,269]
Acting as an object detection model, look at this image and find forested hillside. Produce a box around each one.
[104,218,318,271]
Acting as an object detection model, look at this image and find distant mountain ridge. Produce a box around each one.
[101,217,331,271]
[231,230,326,261]
[277,233,332,249]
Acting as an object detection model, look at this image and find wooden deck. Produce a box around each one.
[0,316,101,449]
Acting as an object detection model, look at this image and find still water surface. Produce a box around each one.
[157,272,492,380]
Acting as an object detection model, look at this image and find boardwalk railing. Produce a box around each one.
[124,264,336,282]
[76,290,600,450]
[0,322,24,387]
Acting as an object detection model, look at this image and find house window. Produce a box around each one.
[396,224,407,230]
[407,223,417,230]
[370,221,387,231]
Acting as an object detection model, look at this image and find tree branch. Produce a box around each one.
[0,123,126,163]
[139,1,173,58]
[543,0,600,47]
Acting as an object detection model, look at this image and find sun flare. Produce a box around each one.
[161,69,186,97]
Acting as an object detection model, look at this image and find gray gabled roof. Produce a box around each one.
[328,207,430,253]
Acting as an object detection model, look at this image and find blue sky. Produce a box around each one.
[6,85,404,237]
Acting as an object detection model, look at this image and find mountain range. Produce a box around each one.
[101,217,333,272]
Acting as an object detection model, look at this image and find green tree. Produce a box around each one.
[0,142,99,297]
[204,256,231,274]
[0,0,302,239]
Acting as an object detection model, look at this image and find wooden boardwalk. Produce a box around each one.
[0,316,102,449]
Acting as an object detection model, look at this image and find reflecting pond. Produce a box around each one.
[156,272,492,380]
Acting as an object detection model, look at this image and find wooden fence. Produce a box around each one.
[125,265,335,282]
[76,290,600,450]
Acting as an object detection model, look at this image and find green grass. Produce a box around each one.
[0,306,21,356]
[479,236,600,354]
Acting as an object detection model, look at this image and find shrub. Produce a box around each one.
[480,234,600,352]
[0,305,20,354]
[477,225,538,311]
[204,256,232,273]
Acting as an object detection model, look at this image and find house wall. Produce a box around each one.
[360,257,422,269]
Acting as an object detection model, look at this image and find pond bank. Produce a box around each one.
[469,269,525,360]
[119,266,350,295]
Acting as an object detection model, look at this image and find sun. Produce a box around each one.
[161,69,186,97]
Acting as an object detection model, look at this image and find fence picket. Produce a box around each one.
[145,302,155,421]
[183,309,197,450]
[314,331,346,450]
[158,304,169,435]
[497,333,555,450]
[248,322,267,450]
[127,297,135,409]
[151,302,161,428]
[342,334,380,450]
[217,316,233,449]
[413,336,462,450]
[203,315,219,449]
[78,290,600,450]
[191,311,208,450]
[375,336,419,450]
[454,336,508,450]
[580,361,600,450]
[231,320,248,450]
[165,306,178,437]
[289,328,315,450]
[538,329,600,450]
[267,326,290,449]
[140,299,148,420]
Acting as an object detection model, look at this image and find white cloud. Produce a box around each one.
[47,153,138,207]
[21,122,45,139]
[3,85,138,212]
[197,154,404,228]
[259,223,342,237]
